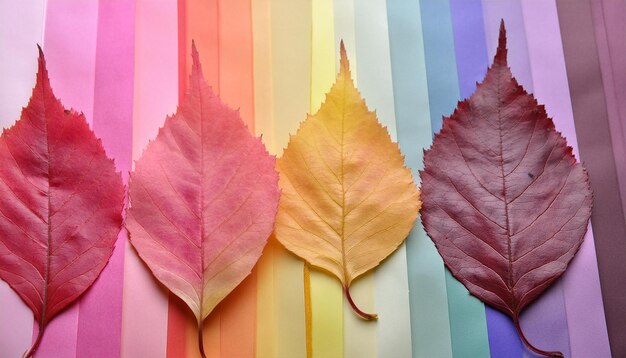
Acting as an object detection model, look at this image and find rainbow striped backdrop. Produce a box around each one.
[1,0,624,357]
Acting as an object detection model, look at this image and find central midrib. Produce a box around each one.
[340,76,348,285]
[197,72,207,319]
[495,69,514,292]
[42,74,52,328]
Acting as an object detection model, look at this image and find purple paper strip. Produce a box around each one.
[450,0,489,99]
[522,2,611,357]
[75,1,135,357]
[482,1,572,357]
[449,1,522,356]
[557,0,626,355]
[590,0,626,228]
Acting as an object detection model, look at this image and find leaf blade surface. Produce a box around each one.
[420,22,591,357]
[0,49,124,356]
[275,43,420,318]
[126,44,279,326]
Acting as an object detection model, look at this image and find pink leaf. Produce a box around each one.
[126,44,279,357]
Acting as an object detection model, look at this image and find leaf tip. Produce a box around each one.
[190,40,202,78]
[191,39,198,57]
[36,44,44,60]
[35,44,51,90]
[339,39,351,77]
[495,19,508,66]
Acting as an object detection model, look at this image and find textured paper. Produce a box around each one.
[309,1,344,357]
[76,2,135,357]
[354,1,413,357]
[251,0,276,355]
[590,0,626,217]
[269,1,310,356]
[557,0,626,356]
[387,2,455,357]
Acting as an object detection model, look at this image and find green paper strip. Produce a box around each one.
[386,1,454,357]
[354,1,413,357]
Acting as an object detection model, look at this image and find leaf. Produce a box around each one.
[420,21,591,358]
[125,43,279,357]
[0,48,124,357]
[274,42,420,320]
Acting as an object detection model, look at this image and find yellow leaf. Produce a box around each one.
[274,42,420,320]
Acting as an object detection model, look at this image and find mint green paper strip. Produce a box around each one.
[354,1,413,357]
[386,1,454,357]
[419,0,490,357]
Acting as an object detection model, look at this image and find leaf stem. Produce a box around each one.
[23,323,44,358]
[514,317,563,357]
[343,285,377,320]
[198,323,207,358]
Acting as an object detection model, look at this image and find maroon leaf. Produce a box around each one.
[420,22,591,358]
[0,48,124,357]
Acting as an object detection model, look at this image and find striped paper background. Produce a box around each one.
[0,0,624,357]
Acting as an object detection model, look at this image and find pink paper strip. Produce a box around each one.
[43,1,99,125]
[0,1,45,126]
[75,1,136,357]
[522,2,611,357]
[121,1,178,356]
[35,2,100,357]
[0,2,44,356]
[482,2,571,357]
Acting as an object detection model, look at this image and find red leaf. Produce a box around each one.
[0,48,124,357]
[126,44,279,357]
[420,22,591,358]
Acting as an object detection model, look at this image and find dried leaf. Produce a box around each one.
[0,48,124,357]
[274,42,420,320]
[420,22,591,358]
[126,44,279,356]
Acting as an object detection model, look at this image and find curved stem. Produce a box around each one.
[514,317,563,358]
[23,323,44,358]
[198,323,207,358]
[344,285,377,320]
[303,264,312,358]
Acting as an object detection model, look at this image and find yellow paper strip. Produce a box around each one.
[252,0,276,354]
[332,1,378,357]
[269,0,312,356]
[309,1,345,358]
